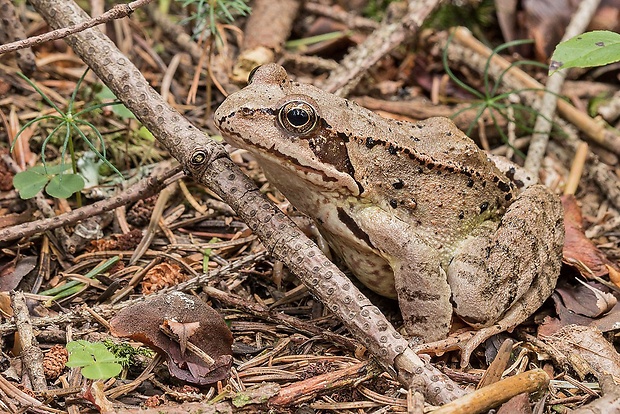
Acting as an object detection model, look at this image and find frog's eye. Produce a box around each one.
[248,65,261,84]
[278,101,318,134]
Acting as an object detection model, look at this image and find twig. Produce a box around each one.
[302,2,379,31]
[202,286,360,353]
[323,0,444,95]
[269,360,381,407]
[129,179,178,264]
[0,0,154,56]
[477,339,514,389]
[0,252,265,335]
[0,160,181,243]
[10,291,47,392]
[571,374,620,414]
[0,0,36,74]
[0,373,46,412]
[431,369,550,414]
[524,0,602,174]
[564,142,589,195]
[232,0,301,82]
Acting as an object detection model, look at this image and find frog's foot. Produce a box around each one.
[409,326,508,368]
[410,331,476,357]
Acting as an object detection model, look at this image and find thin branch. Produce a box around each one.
[0,0,154,56]
[524,0,602,174]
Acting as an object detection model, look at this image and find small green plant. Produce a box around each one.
[65,340,122,380]
[11,69,123,200]
[444,35,557,148]
[102,339,154,369]
[550,30,620,72]
[178,0,251,39]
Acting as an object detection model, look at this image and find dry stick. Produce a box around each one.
[450,27,620,156]
[302,2,380,31]
[269,360,381,407]
[10,291,47,392]
[323,0,444,95]
[145,5,201,62]
[431,369,550,414]
[0,373,45,411]
[524,0,602,174]
[27,0,464,405]
[476,338,514,389]
[0,0,153,55]
[564,141,589,196]
[202,286,360,353]
[0,161,181,243]
[571,374,620,414]
[129,179,179,264]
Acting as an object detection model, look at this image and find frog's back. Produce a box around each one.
[305,89,518,253]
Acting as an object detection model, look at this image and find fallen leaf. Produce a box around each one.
[164,320,200,356]
[110,292,233,385]
[540,281,620,336]
[0,256,37,292]
[556,280,616,318]
[561,195,619,279]
[542,325,620,380]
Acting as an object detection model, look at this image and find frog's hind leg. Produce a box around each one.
[448,184,564,366]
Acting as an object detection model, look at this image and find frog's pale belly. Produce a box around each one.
[315,207,399,298]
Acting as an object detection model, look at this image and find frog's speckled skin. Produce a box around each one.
[214,64,564,344]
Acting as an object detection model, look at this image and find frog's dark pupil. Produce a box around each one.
[287,108,309,127]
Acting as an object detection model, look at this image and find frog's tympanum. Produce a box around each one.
[214,64,564,350]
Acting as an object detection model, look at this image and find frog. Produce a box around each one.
[214,63,564,355]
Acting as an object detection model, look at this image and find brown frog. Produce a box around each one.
[214,64,564,354]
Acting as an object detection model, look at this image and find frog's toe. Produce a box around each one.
[459,325,505,368]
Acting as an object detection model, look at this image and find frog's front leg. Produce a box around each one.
[353,207,453,342]
[447,184,564,362]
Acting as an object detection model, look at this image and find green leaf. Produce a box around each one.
[550,30,620,72]
[137,126,154,141]
[66,350,95,367]
[46,173,85,199]
[66,340,89,352]
[92,349,117,364]
[95,86,135,120]
[81,362,122,380]
[32,164,73,175]
[13,170,49,199]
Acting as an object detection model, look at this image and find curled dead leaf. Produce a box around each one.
[561,195,619,279]
[110,292,233,384]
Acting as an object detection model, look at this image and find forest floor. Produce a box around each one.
[0,0,620,413]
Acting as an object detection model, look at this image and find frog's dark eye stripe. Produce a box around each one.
[278,101,318,134]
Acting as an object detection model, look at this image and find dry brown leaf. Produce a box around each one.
[110,292,233,385]
[165,320,200,356]
[561,195,618,279]
[0,256,37,292]
[542,325,620,380]
[9,107,35,169]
